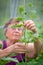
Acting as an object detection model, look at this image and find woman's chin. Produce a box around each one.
[12,37,20,40]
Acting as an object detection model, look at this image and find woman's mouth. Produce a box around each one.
[13,33,19,36]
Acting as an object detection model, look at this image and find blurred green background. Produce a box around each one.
[0,0,43,40]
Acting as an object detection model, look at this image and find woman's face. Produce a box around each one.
[6,22,23,41]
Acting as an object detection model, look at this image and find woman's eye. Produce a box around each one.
[18,28,23,30]
[12,28,15,30]
[18,28,21,30]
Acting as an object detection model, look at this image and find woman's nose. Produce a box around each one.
[15,28,19,32]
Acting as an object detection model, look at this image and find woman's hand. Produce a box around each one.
[13,42,27,53]
[24,20,37,33]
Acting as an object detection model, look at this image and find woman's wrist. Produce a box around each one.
[9,44,15,53]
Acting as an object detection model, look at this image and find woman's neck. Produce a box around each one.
[6,39,19,46]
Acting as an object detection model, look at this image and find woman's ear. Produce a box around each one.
[5,32,8,37]
[5,30,8,38]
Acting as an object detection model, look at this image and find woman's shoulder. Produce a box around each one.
[0,40,6,44]
[0,40,7,48]
[0,40,3,49]
[0,40,7,49]
[0,40,3,44]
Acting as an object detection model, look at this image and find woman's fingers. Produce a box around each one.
[15,43,26,49]
[24,20,37,33]
[14,48,27,53]
[13,43,27,53]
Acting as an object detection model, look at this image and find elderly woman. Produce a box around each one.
[0,18,42,65]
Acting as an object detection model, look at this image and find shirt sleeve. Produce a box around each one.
[2,40,7,49]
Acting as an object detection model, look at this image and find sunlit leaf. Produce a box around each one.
[18,6,24,14]
[1,57,19,63]
[16,17,24,21]
[29,13,38,18]
[11,23,23,28]
[28,3,33,7]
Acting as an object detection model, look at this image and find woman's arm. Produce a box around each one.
[0,44,14,58]
[34,38,42,57]
[0,42,27,58]
[0,40,3,47]
[24,20,42,58]
[25,43,36,58]
[0,40,14,58]
[25,39,42,59]
[0,40,2,44]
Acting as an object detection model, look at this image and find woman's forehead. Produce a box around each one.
[8,21,23,28]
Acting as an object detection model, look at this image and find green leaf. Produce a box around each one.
[11,24,23,28]
[27,60,41,65]
[18,6,24,14]
[0,44,2,49]
[29,13,38,18]
[1,57,19,63]
[32,33,39,38]
[28,3,33,8]
[16,17,24,21]
[16,62,27,65]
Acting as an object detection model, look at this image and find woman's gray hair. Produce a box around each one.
[4,18,14,32]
